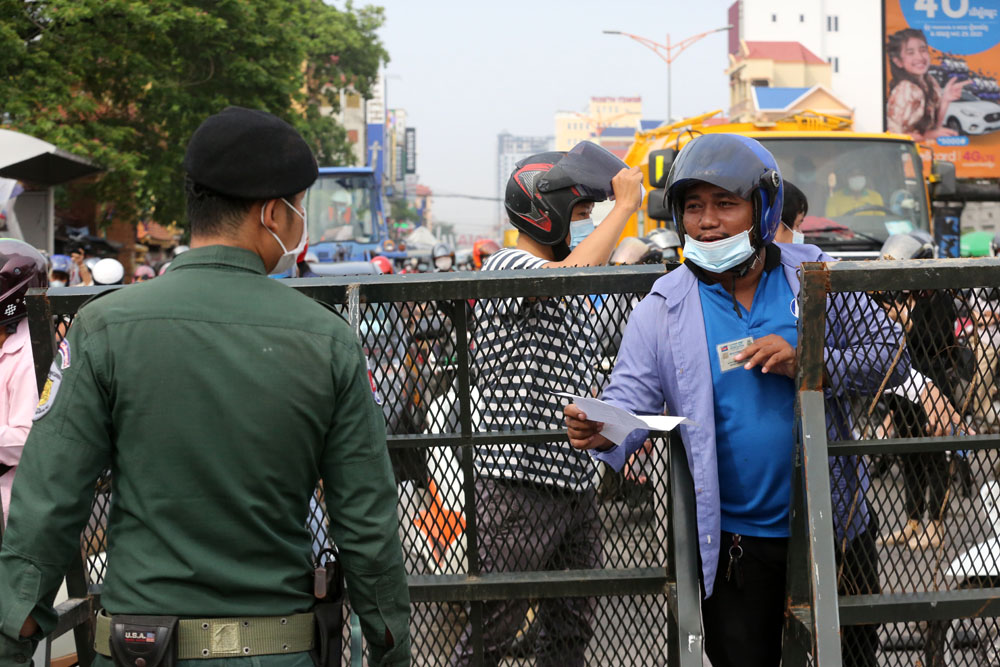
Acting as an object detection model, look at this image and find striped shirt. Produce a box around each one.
[472,248,599,491]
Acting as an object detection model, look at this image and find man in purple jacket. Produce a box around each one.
[565,134,907,667]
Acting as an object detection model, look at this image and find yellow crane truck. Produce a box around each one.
[624,110,956,259]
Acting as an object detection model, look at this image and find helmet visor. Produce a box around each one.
[537,141,627,200]
[667,135,779,202]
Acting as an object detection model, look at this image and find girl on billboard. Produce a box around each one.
[887,28,969,141]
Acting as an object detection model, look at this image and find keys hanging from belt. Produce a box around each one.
[725,534,744,590]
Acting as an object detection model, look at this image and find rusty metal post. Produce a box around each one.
[784,262,843,664]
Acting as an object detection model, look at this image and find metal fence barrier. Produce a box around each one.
[20,265,709,666]
[789,258,1000,667]
[17,258,999,666]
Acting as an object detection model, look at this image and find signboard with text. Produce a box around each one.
[366,74,386,187]
[884,0,1000,178]
[405,128,416,174]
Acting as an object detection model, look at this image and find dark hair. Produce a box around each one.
[781,181,808,226]
[887,28,940,135]
[184,176,302,237]
[185,175,258,237]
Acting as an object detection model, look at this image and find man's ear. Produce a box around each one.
[258,200,277,231]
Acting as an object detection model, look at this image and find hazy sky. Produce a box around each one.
[372,0,735,236]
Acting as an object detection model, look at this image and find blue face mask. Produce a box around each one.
[569,218,595,250]
[683,230,756,273]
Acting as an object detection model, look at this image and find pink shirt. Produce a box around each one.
[0,319,38,525]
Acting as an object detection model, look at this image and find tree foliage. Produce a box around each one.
[388,196,419,224]
[0,0,388,227]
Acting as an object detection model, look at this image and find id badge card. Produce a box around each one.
[717,337,754,372]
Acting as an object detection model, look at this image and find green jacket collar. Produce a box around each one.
[167,245,268,276]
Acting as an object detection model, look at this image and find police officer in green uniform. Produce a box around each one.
[0,107,410,666]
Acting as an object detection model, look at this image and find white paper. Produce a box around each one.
[555,392,694,445]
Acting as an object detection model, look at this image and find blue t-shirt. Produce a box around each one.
[698,264,798,537]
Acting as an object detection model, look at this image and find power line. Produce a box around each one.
[429,193,502,202]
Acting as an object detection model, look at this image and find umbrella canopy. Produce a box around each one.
[0,129,102,185]
[960,230,994,257]
[404,225,440,248]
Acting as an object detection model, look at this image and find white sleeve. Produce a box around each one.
[884,366,929,404]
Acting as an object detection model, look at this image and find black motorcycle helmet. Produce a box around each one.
[0,239,49,329]
[505,142,626,260]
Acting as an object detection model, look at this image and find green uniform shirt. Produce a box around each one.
[0,246,409,665]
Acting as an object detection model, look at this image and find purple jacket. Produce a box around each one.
[594,243,908,596]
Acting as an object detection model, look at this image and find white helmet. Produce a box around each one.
[92,258,125,285]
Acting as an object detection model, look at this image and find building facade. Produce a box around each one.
[554,96,643,151]
[318,87,367,166]
[728,0,882,132]
[726,41,852,122]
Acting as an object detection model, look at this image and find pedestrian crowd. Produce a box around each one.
[0,105,996,667]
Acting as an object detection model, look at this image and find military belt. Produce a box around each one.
[95,610,314,659]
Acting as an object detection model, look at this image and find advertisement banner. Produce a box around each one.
[884,0,1000,178]
[405,128,417,174]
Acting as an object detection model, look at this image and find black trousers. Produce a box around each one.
[902,452,950,520]
[702,532,787,667]
[702,527,880,667]
[837,517,881,667]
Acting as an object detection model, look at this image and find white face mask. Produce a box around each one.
[848,175,866,192]
[783,223,805,244]
[262,198,307,275]
[683,230,756,273]
[50,280,65,288]
[434,256,453,271]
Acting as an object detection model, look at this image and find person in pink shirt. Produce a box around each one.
[0,239,48,529]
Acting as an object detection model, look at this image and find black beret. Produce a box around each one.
[183,106,318,199]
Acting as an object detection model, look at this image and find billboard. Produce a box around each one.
[884,1,1000,178]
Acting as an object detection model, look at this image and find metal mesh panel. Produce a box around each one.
[829,286,999,440]
[876,618,1000,666]
[796,262,1000,667]
[341,596,671,666]
[34,270,686,665]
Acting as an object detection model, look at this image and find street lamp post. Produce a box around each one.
[603,25,732,123]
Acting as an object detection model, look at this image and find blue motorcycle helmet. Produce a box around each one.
[664,133,784,248]
[50,253,72,275]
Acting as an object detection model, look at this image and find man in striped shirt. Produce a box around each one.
[452,144,641,666]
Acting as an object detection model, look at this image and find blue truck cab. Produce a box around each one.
[305,166,401,263]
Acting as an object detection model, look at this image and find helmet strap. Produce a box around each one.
[732,247,764,278]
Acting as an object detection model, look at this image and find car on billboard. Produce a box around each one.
[944,89,1000,136]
